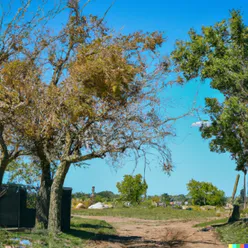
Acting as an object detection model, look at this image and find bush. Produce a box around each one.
[72,198,81,208]
[82,199,93,209]
[71,198,93,209]
[173,205,182,210]
[151,195,160,204]
[94,195,104,203]
[187,179,226,206]
[140,199,156,208]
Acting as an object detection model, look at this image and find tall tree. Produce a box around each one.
[172,10,248,177]
[46,29,174,232]
[0,0,185,233]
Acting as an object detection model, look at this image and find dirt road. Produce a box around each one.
[73,215,226,248]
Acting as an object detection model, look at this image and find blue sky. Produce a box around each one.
[4,0,248,196]
[63,0,248,196]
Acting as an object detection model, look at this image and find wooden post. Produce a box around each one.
[232,175,240,204]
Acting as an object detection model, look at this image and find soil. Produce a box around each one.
[73,215,226,248]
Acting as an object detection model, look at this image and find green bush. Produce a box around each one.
[187,179,226,206]
[140,199,156,208]
[116,174,148,204]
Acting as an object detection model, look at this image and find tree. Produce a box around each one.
[116,174,148,204]
[0,1,186,233]
[187,179,225,206]
[72,192,89,200]
[161,193,171,204]
[172,10,248,203]
[171,194,187,202]
[171,10,248,167]
[96,191,117,202]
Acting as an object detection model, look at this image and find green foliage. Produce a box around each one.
[72,192,90,201]
[161,193,171,204]
[139,199,156,208]
[171,194,187,202]
[0,217,116,248]
[116,174,148,204]
[96,191,118,202]
[151,195,160,203]
[72,191,118,203]
[93,195,103,203]
[194,218,228,228]
[73,206,217,221]
[172,10,248,171]
[187,179,226,206]
[81,199,93,209]
[6,160,40,187]
[216,221,248,244]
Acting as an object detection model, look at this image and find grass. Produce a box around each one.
[216,220,248,244]
[196,208,248,244]
[193,218,228,228]
[0,207,228,247]
[0,217,116,248]
[72,206,221,221]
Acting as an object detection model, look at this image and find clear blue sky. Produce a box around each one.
[5,0,248,196]
[63,0,248,196]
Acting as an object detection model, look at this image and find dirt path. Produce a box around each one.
[73,215,226,248]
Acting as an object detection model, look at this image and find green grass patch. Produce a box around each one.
[216,221,248,244]
[72,206,218,221]
[0,217,116,248]
[193,218,228,228]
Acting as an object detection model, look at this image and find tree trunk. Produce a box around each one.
[0,166,5,186]
[48,161,70,233]
[0,160,8,186]
[228,205,240,223]
[35,161,52,229]
[244,170,247,209]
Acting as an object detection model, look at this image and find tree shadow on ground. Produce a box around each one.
[74,223,114,229]
[67,228,220,248]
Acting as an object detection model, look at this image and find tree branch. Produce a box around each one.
[64,147,127,163]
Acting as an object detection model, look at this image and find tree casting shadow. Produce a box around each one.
[66,228,220,247]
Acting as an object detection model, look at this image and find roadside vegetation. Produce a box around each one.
[0,0,248,246]
[73,206,225,221]
[193,218,228,228]
[0,217,116,248]
[216,221,248,244]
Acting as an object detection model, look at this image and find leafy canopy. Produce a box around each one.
[172,10,248,170]
[116,174,148,204]
[187,179,225,206]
